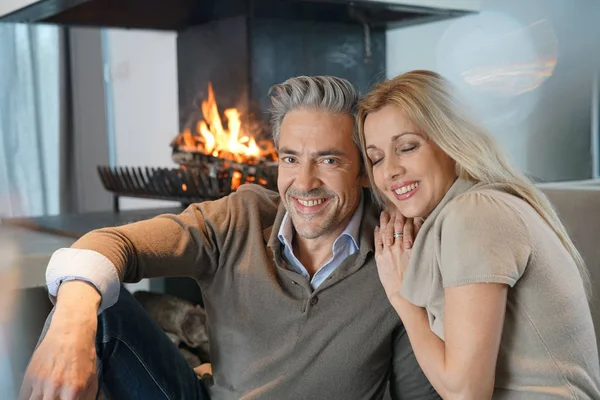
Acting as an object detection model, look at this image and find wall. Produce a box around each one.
[387,0,600,182]
[104,28,180,210]
[69,28,113,213]
[0,0,38,16]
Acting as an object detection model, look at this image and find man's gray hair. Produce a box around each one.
[268,76,360,147]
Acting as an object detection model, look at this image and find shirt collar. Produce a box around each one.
[277,192,364,251]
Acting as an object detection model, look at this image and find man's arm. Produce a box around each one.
[389,323,441,400]
[48,184,281,311]
[19,280,102,400]
[43,201,222,313]
[21,202,223,398]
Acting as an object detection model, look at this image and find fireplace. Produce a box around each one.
[98,81,279,211]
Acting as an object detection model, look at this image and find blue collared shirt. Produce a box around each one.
[277,193,364,289]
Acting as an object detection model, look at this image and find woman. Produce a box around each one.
[358,70,600,399]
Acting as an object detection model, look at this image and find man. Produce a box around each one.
[20,76,439,399]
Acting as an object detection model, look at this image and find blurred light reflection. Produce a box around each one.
[437,11,558,123]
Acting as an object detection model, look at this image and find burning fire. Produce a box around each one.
[175,83,276,164]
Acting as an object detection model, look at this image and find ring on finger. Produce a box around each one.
[393,231,403,239]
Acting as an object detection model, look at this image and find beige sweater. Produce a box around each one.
[401,178,600,399]
[71,184,439,400]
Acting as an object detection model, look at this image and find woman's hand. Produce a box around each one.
[374,211,422,299]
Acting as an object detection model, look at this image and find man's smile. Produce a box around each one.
[292,197,332,214]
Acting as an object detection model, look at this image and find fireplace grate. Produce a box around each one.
[97,164,278,207]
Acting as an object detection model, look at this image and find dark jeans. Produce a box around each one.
[40,286,210,400]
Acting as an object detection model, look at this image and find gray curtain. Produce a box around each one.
[0,23,61,218]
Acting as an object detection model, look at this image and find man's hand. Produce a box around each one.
[19,281,101,400]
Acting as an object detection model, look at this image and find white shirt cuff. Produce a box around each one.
[45,248,121,314]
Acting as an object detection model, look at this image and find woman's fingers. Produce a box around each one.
[380,211,395,246]
[392,213,404,247]
[380,211,424,249]
[374,226,384,251]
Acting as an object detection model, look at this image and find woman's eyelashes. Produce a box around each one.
[369,143,419,166]
[371,158,382,166]
[366,150,383,165]
[396,143,418,154]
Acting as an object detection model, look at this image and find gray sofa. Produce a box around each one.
[540,182,600,352]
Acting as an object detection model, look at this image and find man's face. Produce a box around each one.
[277,109,364,241]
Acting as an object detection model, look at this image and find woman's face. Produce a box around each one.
[363,104,457,218]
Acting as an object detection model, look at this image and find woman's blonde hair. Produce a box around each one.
[358,70,590,297]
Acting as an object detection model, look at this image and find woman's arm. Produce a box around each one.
[376,193,528,398]
[389,283,508,400]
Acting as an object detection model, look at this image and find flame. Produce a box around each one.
[176,83,276,163]
[231,171,243,190]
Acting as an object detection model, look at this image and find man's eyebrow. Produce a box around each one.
[313,149,347,158]
[278,147,299,155]
[366,131,421,150]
